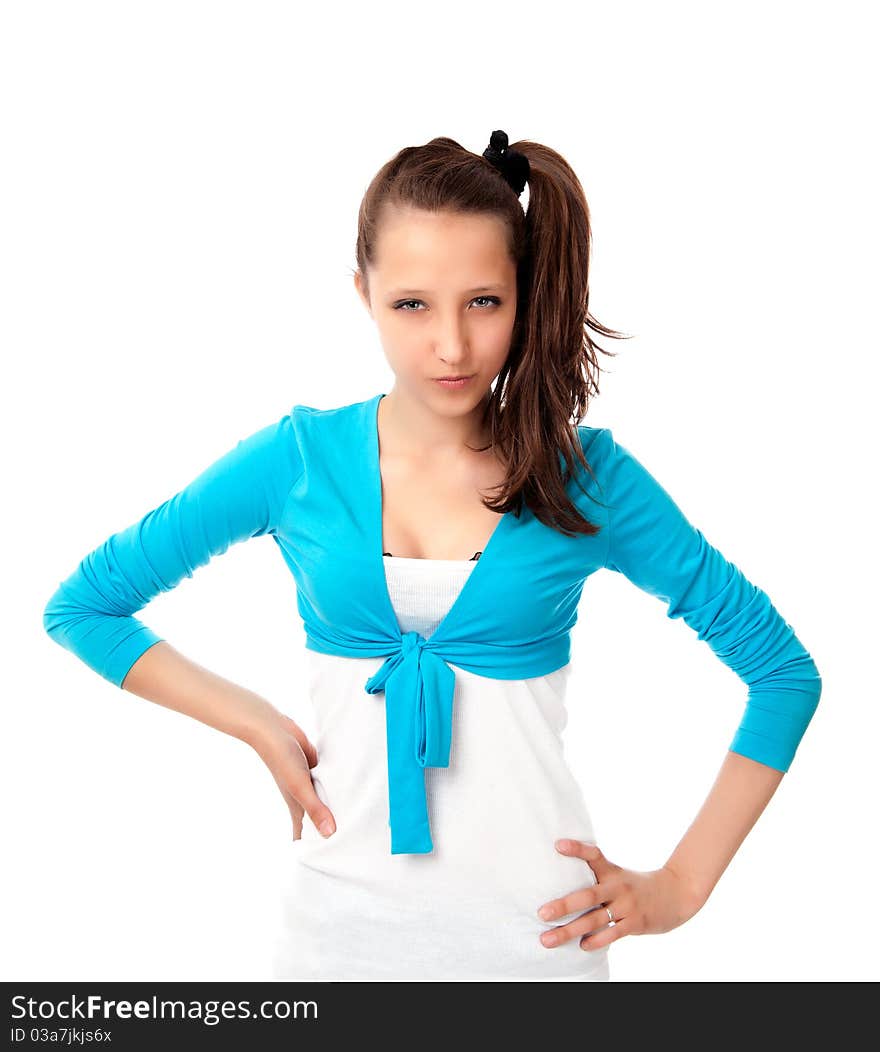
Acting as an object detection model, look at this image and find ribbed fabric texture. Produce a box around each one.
[382,555,478,638]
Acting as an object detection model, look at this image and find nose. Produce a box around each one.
[433,317,469,366]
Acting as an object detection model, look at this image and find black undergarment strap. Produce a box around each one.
[383,551,482,561]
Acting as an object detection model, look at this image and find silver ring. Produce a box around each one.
[604,905,615,925]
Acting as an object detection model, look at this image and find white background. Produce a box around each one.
[3,0,876,983]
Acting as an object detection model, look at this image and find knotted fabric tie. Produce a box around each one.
[363,630,456,854]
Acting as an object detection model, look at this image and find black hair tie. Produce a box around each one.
[482,129,530,197]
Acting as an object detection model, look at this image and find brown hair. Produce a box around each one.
[354,134,632,538]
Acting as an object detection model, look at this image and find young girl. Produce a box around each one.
[43,130,822,982]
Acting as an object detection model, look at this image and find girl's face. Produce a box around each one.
[355,206,517,415]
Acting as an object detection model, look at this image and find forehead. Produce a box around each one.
[373,208,513,286]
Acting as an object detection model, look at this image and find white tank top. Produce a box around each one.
[271,556,610,982]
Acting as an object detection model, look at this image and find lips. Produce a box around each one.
[434,375,474,389]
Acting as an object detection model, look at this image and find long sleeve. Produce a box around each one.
[43,413,303,689]
[591,428,822,772]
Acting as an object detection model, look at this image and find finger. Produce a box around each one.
[580,914,631,952]
[273,743,336,838]
[289,773,336,838]
[538,841,607,920]
[555,838,606,869]
[540,903,616,948]
[277,713,319,768]
[280,786,305,840]
[538,881,611,923]
[299,738,319,769]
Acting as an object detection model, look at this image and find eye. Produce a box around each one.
[392,296,502,312]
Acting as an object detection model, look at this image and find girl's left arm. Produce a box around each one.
[589,427,822,898]
[664,749,784,908]
[540,750,785,948]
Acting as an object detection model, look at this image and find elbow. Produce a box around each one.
[43,582,73,644]
[785,650,823,721]
[43,588,61,639]
[806,654,823,712]
[811,668,823,719]
[795,653,823,726]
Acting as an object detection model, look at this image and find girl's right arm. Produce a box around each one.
[121,640,336,840]
[42,412,337,840]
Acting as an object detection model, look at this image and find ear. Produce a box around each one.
[353,271,373,318]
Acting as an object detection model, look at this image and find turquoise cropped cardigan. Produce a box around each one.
[43,393,823,854]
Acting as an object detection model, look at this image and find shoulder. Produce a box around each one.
[574,423,617,486]
[573,424,662,511]
[575,423,693,537]
[289,394,377,430]
[576,424,646,481]
[213,399,364,481]
[576,423,613,458]
[284,393,379,469]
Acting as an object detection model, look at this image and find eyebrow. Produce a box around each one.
[387,284,507,296]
